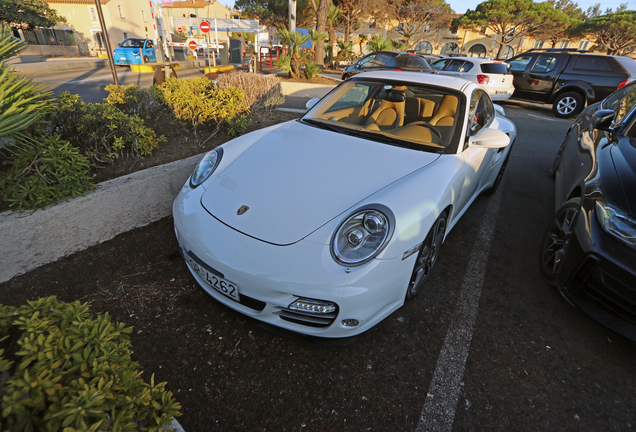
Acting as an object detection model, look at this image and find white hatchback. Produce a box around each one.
[430,57,515,101]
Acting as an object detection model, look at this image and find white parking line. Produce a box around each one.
[526,113,569,122]
[416,186,503,432]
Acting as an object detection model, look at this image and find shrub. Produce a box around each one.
[0,297,181,432]
[49,92,165,163]
[157,77,249,143]
[215,71,285,109]
[303,60,321,80]
[0,136,95,210]
[225,113,251,137]
[104,84,164,119]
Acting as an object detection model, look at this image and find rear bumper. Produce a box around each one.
[556,200,636,341]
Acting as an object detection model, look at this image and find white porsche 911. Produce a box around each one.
[173,71,517,338]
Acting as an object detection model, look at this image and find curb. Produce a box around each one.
[11,59,208,75]
[0,153,203,284]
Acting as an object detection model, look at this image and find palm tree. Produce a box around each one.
[335,40,353,64]
[368,34,392,52]
[278,29,311,78]
[327,4,342,68]
[391,39,409,51]
[308,29,328,56]
[356,33,367,57]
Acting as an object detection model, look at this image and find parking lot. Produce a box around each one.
[3,100,636,431]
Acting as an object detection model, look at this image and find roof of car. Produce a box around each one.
[352,70,475,92]
[433,56,505,64]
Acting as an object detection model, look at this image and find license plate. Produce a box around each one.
[120,57,126,60]
[495,90,507,94]
[185,255,240,301]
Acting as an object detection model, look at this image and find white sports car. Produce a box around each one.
[173,72,517,338]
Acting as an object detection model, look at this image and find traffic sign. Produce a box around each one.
[200,21,210,33]
[188,40,198,50]
[49,36,56,43]
[177,26,183,33]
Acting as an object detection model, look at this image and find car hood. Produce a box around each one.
[611,139,636,216]
[200,121,440,245]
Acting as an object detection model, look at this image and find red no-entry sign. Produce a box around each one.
[200,21,210,33]
[177,26,183,33]
[188,40,198,50]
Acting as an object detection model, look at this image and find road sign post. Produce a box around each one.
[200,21,213,70]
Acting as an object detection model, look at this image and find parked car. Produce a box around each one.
[506,48,636,118]
[173,71,516,338]
[429,57,515,101]
[340,51,431,80]
[113,38,156,65]
[540,81,636,340]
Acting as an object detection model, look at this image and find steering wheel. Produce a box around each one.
[407,121,443,141]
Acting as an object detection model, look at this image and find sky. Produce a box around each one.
[215,0,633,14]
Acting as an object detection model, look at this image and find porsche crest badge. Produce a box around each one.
[237,205,249,215]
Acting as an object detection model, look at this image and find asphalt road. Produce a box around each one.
[6,69,636,429]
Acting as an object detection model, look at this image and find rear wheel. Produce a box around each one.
[539,198,580,285]
[143,55,150,63]
[406,212,447,300]
[552,92,584,118]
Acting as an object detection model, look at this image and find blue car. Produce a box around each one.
[113,38,156,65]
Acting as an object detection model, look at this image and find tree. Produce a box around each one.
[453,0,557,58]
[379,0,452,49]
[310,0,331,67]
[334,0,366,43]
[0,0,66,29]
[326,3,341,67]
[278,29,311,77]
[368,34,392,51]
[570,10,636,55]
[234,0,312,29]
[531,1,581,48]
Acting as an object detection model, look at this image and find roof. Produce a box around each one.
[44,0,110,3]
[162,1,221,8]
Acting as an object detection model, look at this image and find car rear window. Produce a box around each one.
[507,55,533,72]
[396,55,431,69]
[480,63,508,74]
[613,57,636,75]
[573,56,613,72]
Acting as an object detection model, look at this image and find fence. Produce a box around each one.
[21,28,76,46]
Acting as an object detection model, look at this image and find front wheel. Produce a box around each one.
[539,198,581,285]
[552,92,584,119]
[406,212,447,300]
[143,55,150,64]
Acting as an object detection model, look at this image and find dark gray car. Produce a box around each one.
[341,51,431,80]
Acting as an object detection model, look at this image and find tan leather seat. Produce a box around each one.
[364,99,405,130]
[429,95,458,126]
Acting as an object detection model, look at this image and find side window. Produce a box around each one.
[374,53,394,67]
[430,59,450,71]
[358,55,376,67]
[145,40,153,49]
[447,60,470,72]
[468,90,494,136]
[573,56,613,72]
[601,83,636,126]
[507,55,533,72]
[531,55,558,73]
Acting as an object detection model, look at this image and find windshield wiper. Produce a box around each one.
[301,118,343,133]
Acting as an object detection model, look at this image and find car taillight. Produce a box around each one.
[618,79,633,89]
[477,74,490,84]
[392,68,403,71]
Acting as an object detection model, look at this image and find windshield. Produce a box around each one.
[301,79,464,153]
[120,39,144,48]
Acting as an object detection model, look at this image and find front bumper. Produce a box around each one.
[172,184,414,338]
[556,200,636,341]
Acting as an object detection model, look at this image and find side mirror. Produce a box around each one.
[306,97,320,110]
[591,109,615,131]
[493,104,506,117]
[469,128,510,149]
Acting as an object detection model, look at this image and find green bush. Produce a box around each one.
[49,92,165,163]
[0,297,181,432]
[104,84,164,119]
[215,71,284,109]
[0,136,95,211]
[225,113,251,138]
[157,77,249,141]
[303,60,321,80]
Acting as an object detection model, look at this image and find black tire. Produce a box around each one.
[406,212,447,300]
[552,92,584,119]
[143,55,150,64]
[539,198,581,285]
[483,146,512,195]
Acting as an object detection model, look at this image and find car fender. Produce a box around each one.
[549,80,594,104]
[303,154,464,261]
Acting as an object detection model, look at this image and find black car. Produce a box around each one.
[340,51,431,80]
[540,81,636,340]
[506,48,636,118]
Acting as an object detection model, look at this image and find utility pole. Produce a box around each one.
[94,0,119,85]
[289,0,296,32]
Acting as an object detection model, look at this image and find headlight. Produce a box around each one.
[331,205,394,266]
[595,201,636,250]
[190,148,223,188]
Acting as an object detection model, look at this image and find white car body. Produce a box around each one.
[173,72,517,338]
[430,57,515,101]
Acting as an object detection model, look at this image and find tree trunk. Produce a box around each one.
[328,24,336,68]
[314,0,330,67]
[496,42,505,59]
[291,51,301,78]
